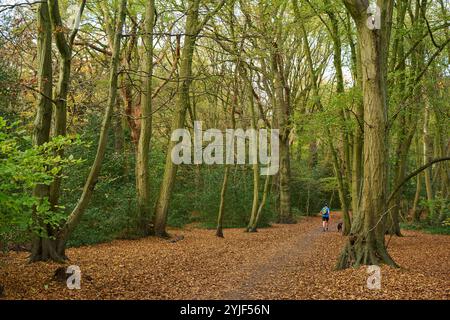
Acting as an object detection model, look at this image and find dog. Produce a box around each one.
[337,222,343,233]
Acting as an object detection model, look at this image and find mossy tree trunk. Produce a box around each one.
[153,0,200,237]
[31,0,87,262]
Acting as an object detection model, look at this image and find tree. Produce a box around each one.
[135,0,155,235]
[337,0,398,269]
[47,0,86,210]
[30,0,55,261]
[153,0,226,237]
[30,0,128,261]
[270,2,293,224]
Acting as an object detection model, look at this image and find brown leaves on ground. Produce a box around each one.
[0,213,449,300]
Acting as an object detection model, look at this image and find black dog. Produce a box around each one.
[337,222,343,233]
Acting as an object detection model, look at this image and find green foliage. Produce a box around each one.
[0,117,82,249]
[401,195,449,235]
[61,116,279,246]
[401,222,450,235]
[290,159,336,216]
[420,195,449,226]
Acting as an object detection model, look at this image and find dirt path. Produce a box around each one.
[224,218,337,299]
[1,213,449,300]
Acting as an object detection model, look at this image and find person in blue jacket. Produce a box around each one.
[320,204,330,232]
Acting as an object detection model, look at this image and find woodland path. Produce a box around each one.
[223,216,334,299]
[0,212,449,299]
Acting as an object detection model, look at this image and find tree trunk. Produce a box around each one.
[135,0,155,235]
[413,177,422,222]
[422,87,435,220]
[272,41,293,224]
[154,0,201,237]
[337,0,397,269]
[216,166,230,238]
[247,74,260,232]
[47,0,86,210]
[249,173,271,232]
[30,1,57,262]
[326,8,352,234]
[216,79,238,238]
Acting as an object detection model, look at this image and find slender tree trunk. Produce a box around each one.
[413,173,422,222]
[47,0,86,210]
[153,0,201,237]
[114,105,125,154]
[135,0,155,235]
[216,166,230,238]
[422,87,435,220]
[247,74,260,232]
[30,1,56,262]
[326,7,352,206]
[216,84,238,238]
[272,41,293,224]
[249,174,271,232]
[327,9,353,234]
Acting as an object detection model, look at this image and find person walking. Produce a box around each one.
[320,204,330,232]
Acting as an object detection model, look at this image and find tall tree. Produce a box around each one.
[337,0,397,269]
[294,0,352,234]
[271,3,294,224]
[47,0,86,209]
[31,0,128,261]
[135,0,155,235]
[153,0,226,237]
[30,1,55,261]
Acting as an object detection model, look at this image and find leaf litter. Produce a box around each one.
[0,213,448,300]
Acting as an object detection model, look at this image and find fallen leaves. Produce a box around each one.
[0,213,448,300]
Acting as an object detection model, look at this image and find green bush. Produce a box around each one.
[0,117,81,250]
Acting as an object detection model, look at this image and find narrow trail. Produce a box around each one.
[223,218,339,299]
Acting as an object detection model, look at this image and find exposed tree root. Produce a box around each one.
[336,235,399,270]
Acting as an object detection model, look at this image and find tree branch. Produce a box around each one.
[387,157,450,205]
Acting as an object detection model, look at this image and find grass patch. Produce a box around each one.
[401,222,450,235]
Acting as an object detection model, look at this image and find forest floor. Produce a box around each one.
[0,212,449,300]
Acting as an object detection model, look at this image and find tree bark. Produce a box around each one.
[30,1,55,262]
[249,173,271,232]
[337,0,398,269]
[135,0,155,235]
[247,72,260,232]
[216,166,230,238]
[272,41,293,224]
[422,87,434,220]
[47,0,86,210]
[153,0,201,237]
